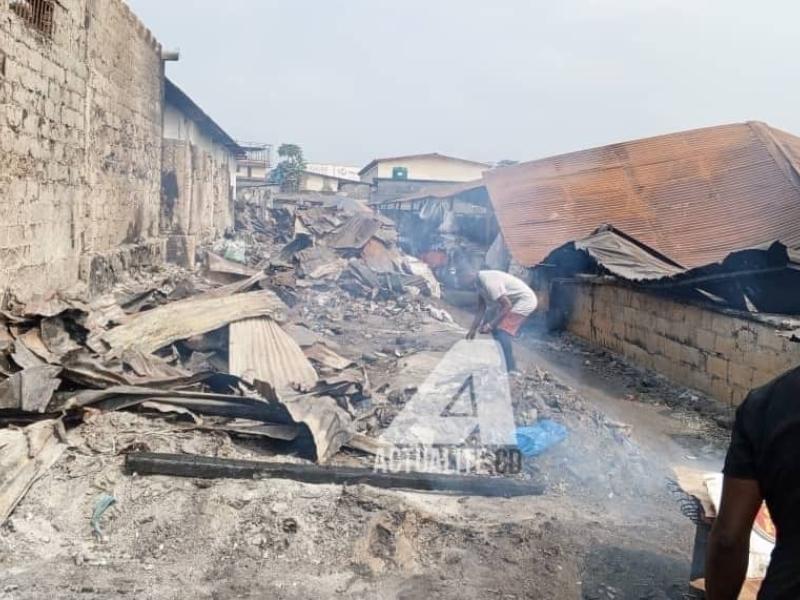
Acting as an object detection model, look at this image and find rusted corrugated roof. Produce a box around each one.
[484,122,800,268]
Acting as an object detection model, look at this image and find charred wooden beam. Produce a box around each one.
[125,452,545,497]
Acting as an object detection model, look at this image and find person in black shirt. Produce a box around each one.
[706,366,800,599]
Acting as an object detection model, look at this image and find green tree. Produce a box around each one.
[272,143,306,192]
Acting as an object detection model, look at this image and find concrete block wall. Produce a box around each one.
[82,0,163,252]
[555,280,800,405]
[0,0,163,298]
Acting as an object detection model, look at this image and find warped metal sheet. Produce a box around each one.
[229,318,318,391]
[0,420,67,525]
[206,252,259,278]
[361,238,401,273]
[542,226,685,281]
[295,246,343,279]
[0,365,62,412]
[547,229,800,314]
[18,329,58,364]
[99,290,287,354]
[281,395,353,463]
[325,215,381,249]
[641,240,800,314]
[484,122,800,268]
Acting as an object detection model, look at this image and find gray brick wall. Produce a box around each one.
[555,280,800,406]
[0,0,163,298]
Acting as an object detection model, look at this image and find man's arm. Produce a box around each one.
[480,295,512,333]
[466,296,486,340]
[705,476,763,600]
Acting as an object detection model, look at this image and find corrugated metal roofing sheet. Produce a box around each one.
[483,122,800,268]
[229,318,318,391]
[572,226,685,280]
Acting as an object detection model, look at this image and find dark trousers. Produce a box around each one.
[492,329,517,372]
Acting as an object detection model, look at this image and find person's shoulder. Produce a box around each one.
[739,365,800,417]
[477,270,502,282]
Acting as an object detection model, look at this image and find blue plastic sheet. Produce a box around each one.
[515,420,567,457]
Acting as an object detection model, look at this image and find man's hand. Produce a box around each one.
[479,323,492,334]
[467,296,487,341]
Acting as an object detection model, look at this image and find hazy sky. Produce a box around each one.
[128,0,800,167]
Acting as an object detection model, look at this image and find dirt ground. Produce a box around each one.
[0,297,728,599]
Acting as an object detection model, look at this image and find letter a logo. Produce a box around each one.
[381,339,516,446]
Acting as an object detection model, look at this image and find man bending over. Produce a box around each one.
[464,269,538,373]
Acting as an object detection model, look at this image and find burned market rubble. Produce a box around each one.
[0,190,690,517]
[0,197,539,525]
[2,191,710,599]
[4,0,798,594]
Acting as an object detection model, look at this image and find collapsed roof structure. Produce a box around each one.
[541,226,800,315]
[483,121,800,269]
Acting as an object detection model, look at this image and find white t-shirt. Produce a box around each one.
[477,270,538,316]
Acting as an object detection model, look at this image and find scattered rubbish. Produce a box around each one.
[304,343,355,371]
[206,251,259,280]
[90,494,116,539]
[515,421,568,457]
[220,239,247,263]
[0,198,548,525]
[427,307,454,323]
[282,517,298,534]
[403,257,442,298]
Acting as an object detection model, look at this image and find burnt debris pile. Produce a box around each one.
[1,197,523,524]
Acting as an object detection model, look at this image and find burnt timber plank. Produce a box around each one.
[125,452,544,497]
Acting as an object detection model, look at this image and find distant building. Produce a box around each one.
[359,153,489,184]
[299,170,347,193]
[305,163,361,182]
[162,78,243,266]
[359,153,490,204]
[236,142,273,188]
[273,162,368,196]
